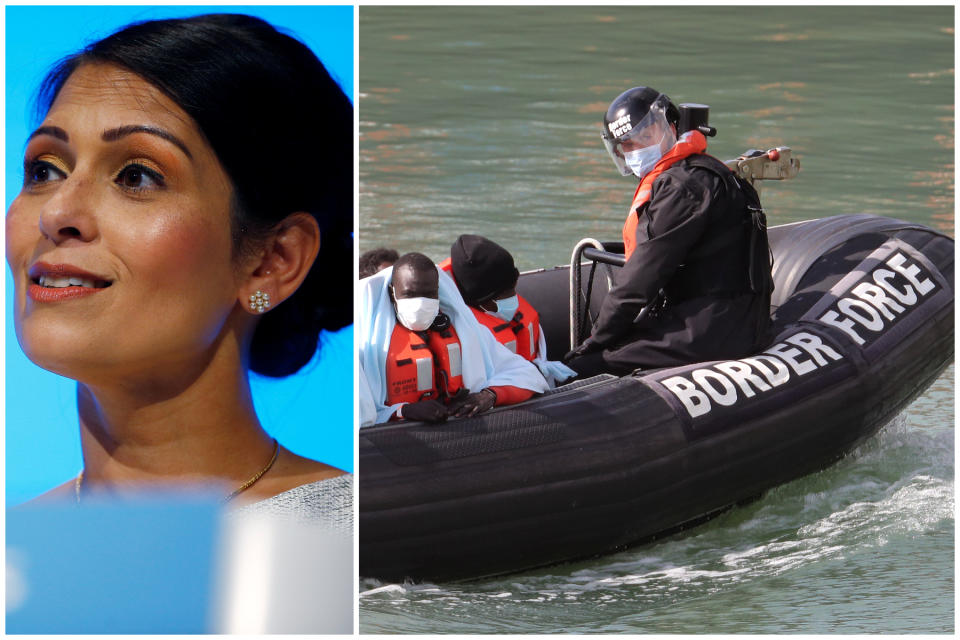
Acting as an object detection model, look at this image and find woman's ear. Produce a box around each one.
[239,212,320,314]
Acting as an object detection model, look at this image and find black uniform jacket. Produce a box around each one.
[591,154,772,371]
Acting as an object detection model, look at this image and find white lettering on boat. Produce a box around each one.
[660,331,843,418]
[816,251,936,346]
[655,243,943,422]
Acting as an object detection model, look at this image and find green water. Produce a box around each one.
[358,6,953,634]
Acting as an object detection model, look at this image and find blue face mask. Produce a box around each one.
[489,295,519,322]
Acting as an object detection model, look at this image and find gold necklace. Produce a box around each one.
[223,439,280,503]
[74,439,280,504]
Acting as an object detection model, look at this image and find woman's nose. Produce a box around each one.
[37,175,99,244]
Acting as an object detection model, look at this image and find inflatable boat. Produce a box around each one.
[359,213,954,582]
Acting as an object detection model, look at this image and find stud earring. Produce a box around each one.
[249,290,271,313]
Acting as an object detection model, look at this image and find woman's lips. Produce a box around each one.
[28,283,109,303]
[26,262,113,303]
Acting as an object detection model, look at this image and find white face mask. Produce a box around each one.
[487,295,519,322]
[395,296,439,331]
[623,127,674,180]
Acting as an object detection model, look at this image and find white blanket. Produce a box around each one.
[531,319,576,387]
[359,266,549,426]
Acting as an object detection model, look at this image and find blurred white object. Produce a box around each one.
[214,514,353,633]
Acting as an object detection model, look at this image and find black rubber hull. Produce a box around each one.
[359,214,954,582]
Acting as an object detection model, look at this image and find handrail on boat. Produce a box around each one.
[569,239,622,350]
[580,247,625,267]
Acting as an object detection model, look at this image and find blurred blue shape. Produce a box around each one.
[7,497,222,633]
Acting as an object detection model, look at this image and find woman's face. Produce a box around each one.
[6,63,244,385]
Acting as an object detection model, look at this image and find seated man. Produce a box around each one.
[359,252,548,426]
[441,234,575,387]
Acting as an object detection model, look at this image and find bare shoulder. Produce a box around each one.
[19,478,77,505]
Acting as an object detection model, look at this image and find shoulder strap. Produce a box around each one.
[673,154,775,297]
[683,154,739,192]
[689,157,774,297]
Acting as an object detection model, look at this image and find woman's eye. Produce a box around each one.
[24,160,66,187]
[115,163,165,191]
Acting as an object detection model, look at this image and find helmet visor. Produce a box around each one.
[602,135,632,176]
[602,98,673,177]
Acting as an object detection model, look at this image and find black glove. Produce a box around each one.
[449,388,497,418]
[400,399,449,423]
[563,337,602,363]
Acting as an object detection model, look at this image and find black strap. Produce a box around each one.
[652,154,774,301]
[493,320,524,335]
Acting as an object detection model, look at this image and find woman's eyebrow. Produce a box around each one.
[27,125,69,143]
[101,125,193,159]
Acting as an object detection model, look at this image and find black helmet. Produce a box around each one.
[602,87,679,176]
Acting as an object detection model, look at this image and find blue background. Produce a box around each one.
[5,5,355,505]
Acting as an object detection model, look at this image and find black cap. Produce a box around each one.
[450,234,520,305]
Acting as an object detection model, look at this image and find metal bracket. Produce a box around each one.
[725,147,800,195]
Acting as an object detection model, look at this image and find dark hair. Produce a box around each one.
[35,14,353,377]
[359,247,399,279]
[392,252,436,276]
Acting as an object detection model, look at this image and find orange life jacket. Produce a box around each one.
[470,297,541,362]
[385,321,465,406]
[622,130,709,260]
[438,257,541,361]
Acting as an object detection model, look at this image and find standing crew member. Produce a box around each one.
[359,252,548,425]
[442,234,575,387]
[565,86,774,376]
